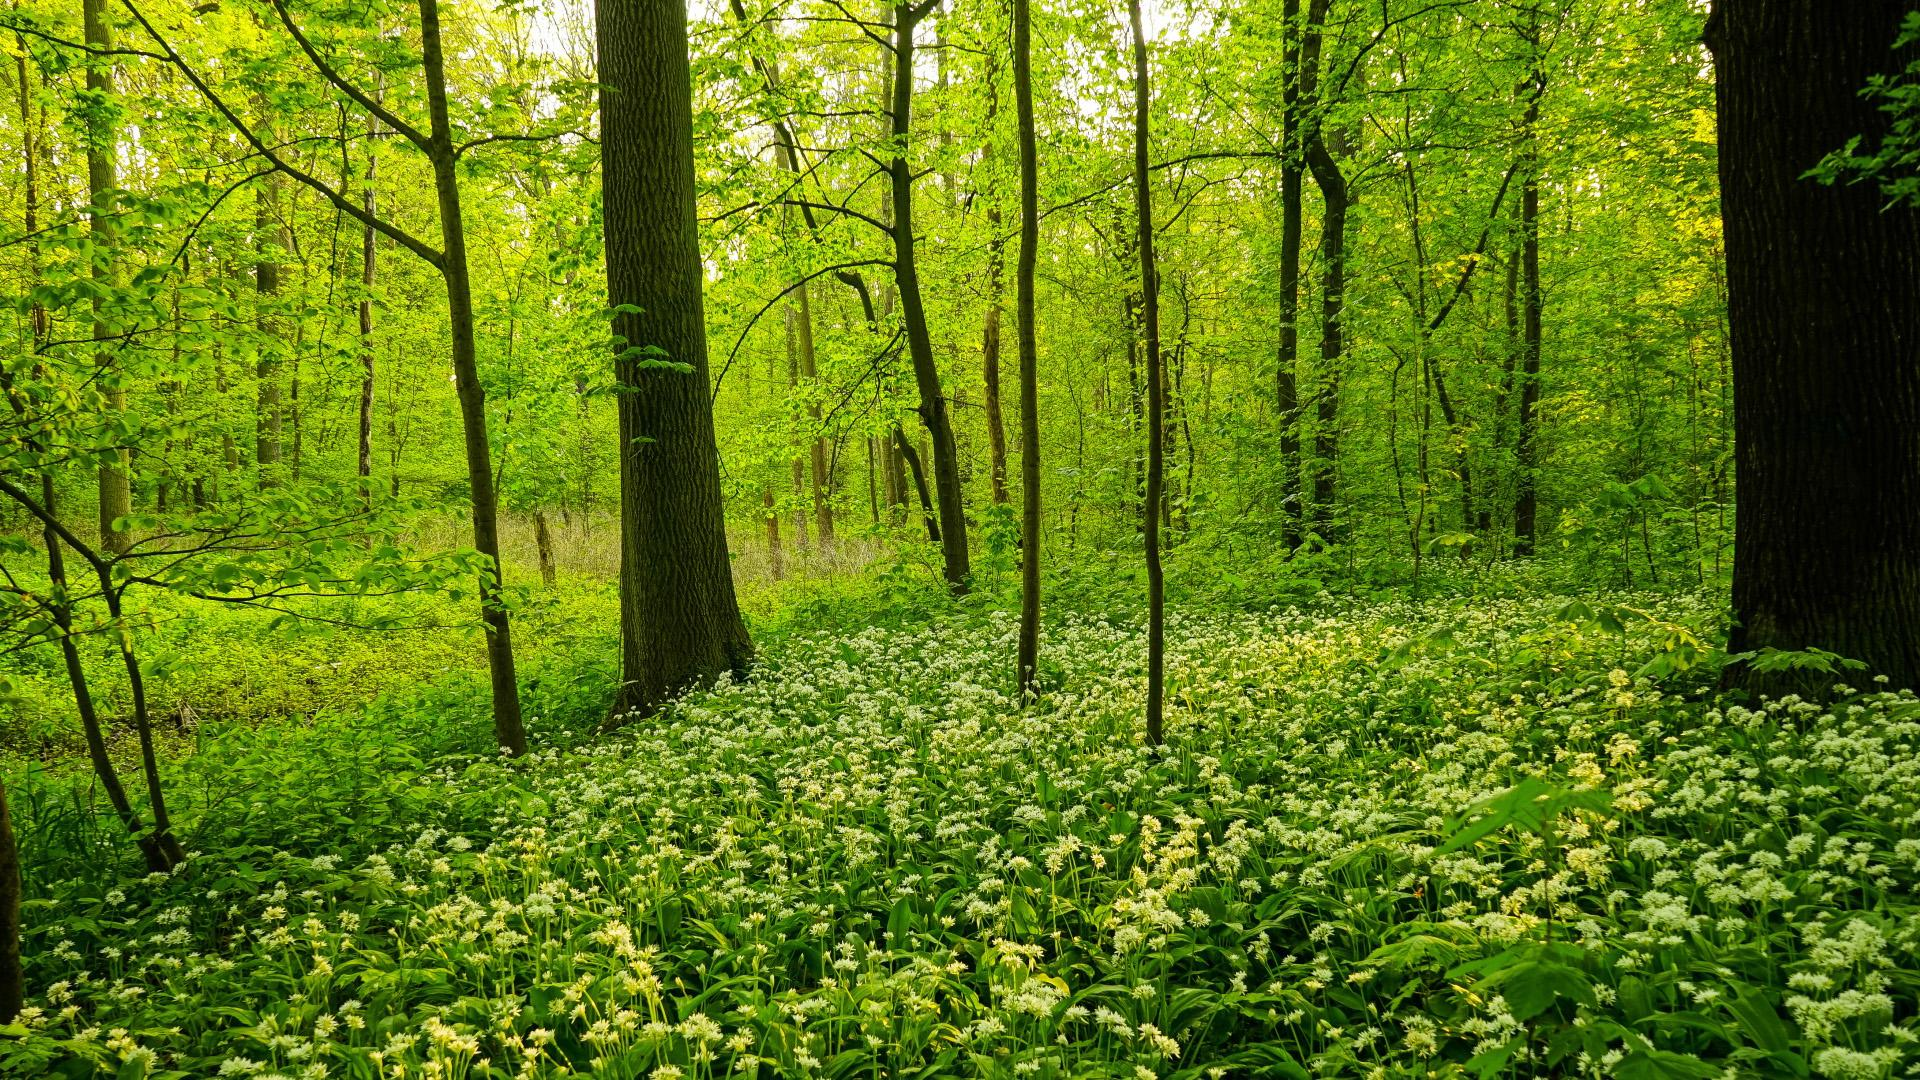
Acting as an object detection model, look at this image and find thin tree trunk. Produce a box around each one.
[357,107,378,500]
[793,282,834,547]
[598,0,754,715]
[1707,0,1920,691]
[1513,29,1546,555]
[420,0,525,753]
[896,425,940,543]
[983,48,1011,506]
[891,0,971,591]
[1014,0,1041,700]
[535,510,557,587]
[1276,0,1304,548]
[764,486,784,579]
[0,776,19,1024]
[83,0,130,551]
[1129,0,1166,747]
[254,114,286,482]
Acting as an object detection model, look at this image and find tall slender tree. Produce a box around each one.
[890,0,972,592]
[1706,0,1920,691]
[0,776,18,1025]
[83,0,130,551]
[1014,0,1041,699]
[597,0,754,715]
[125,0,530,754]
[1512,14,1547,556]
[1129,0,1166,746]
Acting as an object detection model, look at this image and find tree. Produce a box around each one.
[1014,0,1041,700]
[123,0,533,755]
[0,775,18,1024]
[1706,0,1920,691]
[1129,0,1166,747]
[890,0,972,593]
[597,0,753,716]
[82,0,130,553]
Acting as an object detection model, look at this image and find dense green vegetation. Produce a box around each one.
[4,0,1920,1075]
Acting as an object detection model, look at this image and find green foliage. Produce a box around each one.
[7,590,1917,1078]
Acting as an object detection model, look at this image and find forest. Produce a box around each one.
[2,0,1919,1074]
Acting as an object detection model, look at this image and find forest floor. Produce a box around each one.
[5,587,1919,1079]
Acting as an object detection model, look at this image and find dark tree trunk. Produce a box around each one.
[891,1,972,591]
[1014,0,1042,700]
[1276,0,1304,549]
[983,45,1011,507]
[1513,38,1546,555]
[598,0,754,715]
[357,110,378,499]
[420,0,526,754]
[1130,0,1166,747]
[83,0,130,551]
[764,486,784,580]
[1306,128,1347,538]
[0,776,19,1025]
[896,425,941,543]
[254,119,286,483]
[1706,0,1920,692]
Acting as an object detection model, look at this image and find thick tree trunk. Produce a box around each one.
[83,0,130,551]
[420,0,525,754]
[1014,0,1042,700]
[1130,0,1166,747]
[891,1,972,591]
[598,0,754,715]
[1707,0,1920,691]
[0,776,19,1024]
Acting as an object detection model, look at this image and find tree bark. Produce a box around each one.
[1130,0,1166,747]
[598,0,754,715]
[1306,125,1347,539]
[1276,0,1304,550]
[1706,0,1920,691]
[1513,28,1546,556]
[254,140,286,483]
[983,48,1011,507]
[358,108,378,499]
[891,1,972,591]
[83,0,131,551]
[420,0,526,754]
[0,776,19,1025]
[1014,0,1042,700]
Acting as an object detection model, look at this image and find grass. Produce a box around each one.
[5,584,1917,1078]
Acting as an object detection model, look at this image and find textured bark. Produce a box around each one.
[83,0,131,551]
[1306,125,1346,538]
[891,1,972,591]
[764,487,784,580]
[1014,0,1042,701]
[1276,0,1304,551]
[420,0,526,754]
[255,144,286,482]
[598,0,754,716]
[535,510,557,587]
[357,109,378,497]
[1706,0,1920,692]
[0,777,19,1024]
[983,48,1011,507]
[1130,0,1166,747]
[793,283,834,547]
[1513,36,1546,555]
